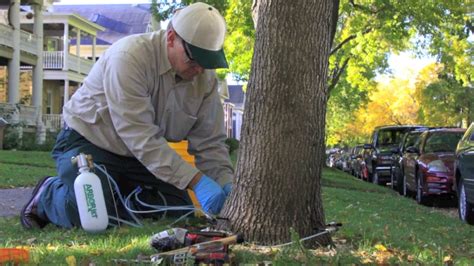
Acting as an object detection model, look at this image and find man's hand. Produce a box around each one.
[192,175,226,214]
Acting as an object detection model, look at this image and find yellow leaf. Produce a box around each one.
[443,255,452,263]
[374,244,387,252]
[15,246,30,250]
[46,244,58,251]
[65,255,77,266]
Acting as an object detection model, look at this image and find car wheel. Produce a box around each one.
[372,172,379,185]
[458,178,474,225]
[416,172,430,205]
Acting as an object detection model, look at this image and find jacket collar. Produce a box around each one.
[159,30,173,76]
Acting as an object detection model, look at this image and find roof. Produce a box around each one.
[52,4,152,45]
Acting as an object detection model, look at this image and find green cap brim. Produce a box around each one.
[187,42,228,69]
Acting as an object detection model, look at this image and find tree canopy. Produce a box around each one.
[150,0,473,146]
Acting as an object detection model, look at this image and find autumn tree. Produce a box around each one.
[415,63,474,127]
[341,78,420,145]
[220,0,338,245]
[325,0,472,144]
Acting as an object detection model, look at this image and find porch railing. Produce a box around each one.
[20,30,38,56]
[42,114,63,131]
[43,51,94,75]
[0,23,13,48]
[0,103,63,131]
[0,23,39,56]
[43,51,64,69]
[0,103,39,126]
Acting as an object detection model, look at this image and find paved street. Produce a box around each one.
[0,187,33,217]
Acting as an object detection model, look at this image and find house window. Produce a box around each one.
[46,90,53,114]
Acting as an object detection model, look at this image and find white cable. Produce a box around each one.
[99,164,122,227]
[108,216,141,227]
[93,162,211,227]
[94,163,142,226]
[255,228,337,249]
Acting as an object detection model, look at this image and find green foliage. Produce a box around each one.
[150,0,179,22]
[416,63,474,126]
[3,126,57,151]
[326,0,472,145]
[225,137,239,154]
[222,0,254,82]
[150,0,229,23]
[20,131,58,152]
[3,123,23,150]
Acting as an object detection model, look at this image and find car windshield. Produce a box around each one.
[376,129,406,147]
[403,132,423,150]
[424,132,464,153]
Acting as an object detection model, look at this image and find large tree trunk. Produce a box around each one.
[221,0,337,246]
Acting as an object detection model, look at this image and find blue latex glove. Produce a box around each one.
[193,175,226,214]
[223,183,232,197]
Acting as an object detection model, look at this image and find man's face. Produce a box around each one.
[167,30,205,80]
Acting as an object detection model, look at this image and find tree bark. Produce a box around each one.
[220,0,337,246]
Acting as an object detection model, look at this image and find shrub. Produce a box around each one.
[20,130,58,151]
[2,125,57,151]
[225,137,240,154]
[3,123,22,150]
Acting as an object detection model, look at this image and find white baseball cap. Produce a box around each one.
[171,2,228,69]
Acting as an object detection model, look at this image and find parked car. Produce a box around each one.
[455,123,474,224]
[364,125,426,185]
[403,128,465,205]
[390,128,429,195]
[348,145,364,176]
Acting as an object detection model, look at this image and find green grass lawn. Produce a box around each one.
[0,150,56,188]
[1,150,474,264]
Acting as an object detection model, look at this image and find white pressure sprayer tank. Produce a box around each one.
[72,153,108,233]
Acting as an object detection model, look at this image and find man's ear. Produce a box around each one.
[167,30,176,47]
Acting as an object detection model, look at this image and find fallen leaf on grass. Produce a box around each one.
[65,255,76,266]
[443,255,453,264]
[46,244,58,251]
[373,250,394,264]
[374,244,387,252]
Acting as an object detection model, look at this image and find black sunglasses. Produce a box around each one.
[181,39,195,62]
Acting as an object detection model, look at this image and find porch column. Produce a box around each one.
[7,0,20,103]
[62,23,69,71]
[75,29,80,56]
[76,28,81,70]
[92,35,96,62]
[64,79,70,103]
[32,3,44,109]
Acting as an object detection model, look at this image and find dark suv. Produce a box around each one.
[390,128,429,194]
[364,125,425,185]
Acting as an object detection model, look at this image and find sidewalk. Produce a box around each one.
[0,187,33,217]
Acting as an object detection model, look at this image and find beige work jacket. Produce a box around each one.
[63,30,234,190]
